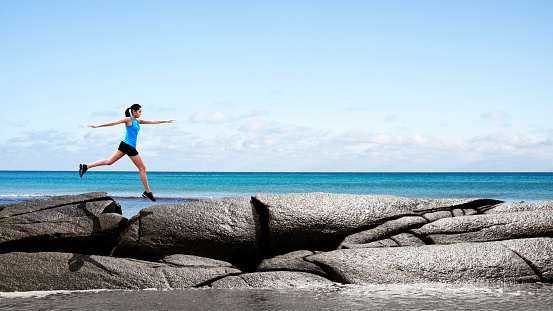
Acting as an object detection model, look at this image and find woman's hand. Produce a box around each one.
[87,125,98,128]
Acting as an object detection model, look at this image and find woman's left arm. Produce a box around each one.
[138,119,176,124]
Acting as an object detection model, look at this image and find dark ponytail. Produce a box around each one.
[125,104,142,117]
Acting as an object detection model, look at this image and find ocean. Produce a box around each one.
[1,171,553,310]
[1,171,552,218]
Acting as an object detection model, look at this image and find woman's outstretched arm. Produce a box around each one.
[138,119,176,125]
[88,118,130,128]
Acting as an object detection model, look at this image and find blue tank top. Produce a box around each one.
[123,117,140,148]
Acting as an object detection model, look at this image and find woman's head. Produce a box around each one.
[125,104,142,118]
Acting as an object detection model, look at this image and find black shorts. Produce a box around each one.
[118,141,139,156]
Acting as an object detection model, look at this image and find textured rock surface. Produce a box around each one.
[210,271,334,289]
[258,250,326,276]
[484,201,553,214]
[2,193,553,292]
[499,238,553,282]
[306,239,546,284]
[254,192,496,254]
[111,196,260,269]
[0,252,241,291]
[161,254,236,268]
[0,192,126,255]
[339,216,427,249]
[412,210,553,244]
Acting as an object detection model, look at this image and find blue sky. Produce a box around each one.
[1,0,552,172]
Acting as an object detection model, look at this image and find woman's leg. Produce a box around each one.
[129,154,150,193]
[87,150,126,169]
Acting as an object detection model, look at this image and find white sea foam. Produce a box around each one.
[0,193,57,198]
[0,289,114,299]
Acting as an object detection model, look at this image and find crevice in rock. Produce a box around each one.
[137,211,144,248]
[1,195,116,218]
[154,267,173,289]
[502,246,546,283]
[304,257,348,284]
[193,269,244,288]
[413,199,504,215]
[337,213,427,244]
[251,196,271,260]
[408,230,433,245]
[340,216,430,249]
[388,236,402,246]
[417,222,510,236]
[102,201,123,214]
[109,213,141,257]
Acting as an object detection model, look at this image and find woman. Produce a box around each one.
[79,104,175,202]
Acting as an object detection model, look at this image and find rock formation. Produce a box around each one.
[0,192,126,255]
[1,192,552,291]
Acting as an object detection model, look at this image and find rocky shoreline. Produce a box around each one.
[1,192,552,291]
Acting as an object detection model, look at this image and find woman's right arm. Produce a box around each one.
[88,118,129,128]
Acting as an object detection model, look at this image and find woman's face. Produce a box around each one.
[133,108,142,118]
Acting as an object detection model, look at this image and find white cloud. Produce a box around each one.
[239,120,314,136]
[7,129,76,145]
[339,130,443,148]
[189,111,233,124]
[481,110,509,121]
[91,110,119,118]
[239,120,267,133]
[2,117,553,171]
[240,110,270,119]
[84,131,117,140]
[468,131,532,146]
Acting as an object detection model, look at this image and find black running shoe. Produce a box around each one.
[79,164,88,178]
[142,191,156,202]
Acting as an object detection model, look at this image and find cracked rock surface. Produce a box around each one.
[111,196,260,270]
[0,252,240,291]
[411,210,553,244]
[0,192,126,255]
[1,192,553,291]
[305,238,549,284]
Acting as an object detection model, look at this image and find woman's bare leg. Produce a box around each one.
[129,154,150,193]
[87,150,126,169]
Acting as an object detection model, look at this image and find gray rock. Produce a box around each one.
[499,238,553,282]
[258,250,326,276]
[161,254,236,268]
[452,209,464,217]
[0,192,126,255]
[415,198,501,213]
[254,193,494,254]
[484,201,553,214]
[344,238,399,248]
[390,233,426,247]
[306,240,544,284]
[0,252,241,291]
[210,275,248,288]
[412,210,553,244]
[342,234,425,248]
[0,192,121,218]
[423,210,452,222]
[339,216,427,248]
[210,271,334,289]
[111,196,260,270]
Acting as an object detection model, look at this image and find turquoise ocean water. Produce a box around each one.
[1,171,552,218]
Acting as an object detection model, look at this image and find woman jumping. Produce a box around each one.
[79,104,175,202]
